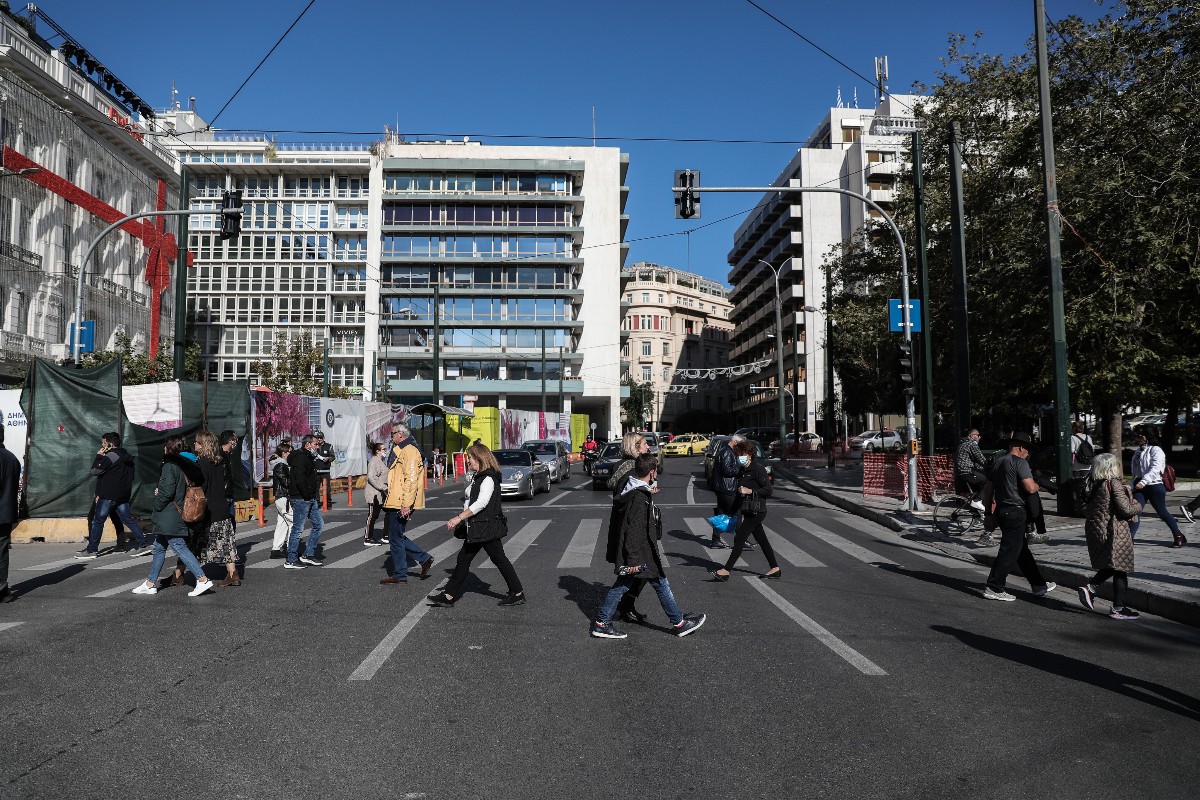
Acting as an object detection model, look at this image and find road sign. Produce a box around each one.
[68,320,95,354]
[888,299,922,333]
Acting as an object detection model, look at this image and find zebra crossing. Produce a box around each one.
[12,510,982,603]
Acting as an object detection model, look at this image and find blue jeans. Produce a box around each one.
[385,509,430,577]
[288,499,324,562]
[1130,482,1182,539]
[146,535,206,583]
[87,498,146,552]
[597,576,683,626]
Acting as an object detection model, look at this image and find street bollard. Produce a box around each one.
[257,486,265,527]
[347,477,354,507]
[322,480,329,512]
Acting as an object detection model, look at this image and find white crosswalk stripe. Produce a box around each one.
[479,520,549,567]
[94,528,260,570]
[248,529,362,569]
[803,517,979,571]
[557,519,603,569]
[792,519,898,566]
[324,521,441,569]
[683,518,747,567]
[90,579,154,598]
[761,525,826,567]
[0,622,24,633]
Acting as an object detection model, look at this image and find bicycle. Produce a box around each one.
[933,488,985,536]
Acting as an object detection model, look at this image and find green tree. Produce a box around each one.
[620,376,654,430]
[251,331,357,399]
[81,332,202,384]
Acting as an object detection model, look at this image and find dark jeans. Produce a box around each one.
[986,505,1046,591]
[385,510,430,577]
[86,498,146,552]
[0,521,11,592]
[1130,482,1183,539]
[443,538,523,599]
[365,498,383,540]
[1090,568,1128,608]
[725,511,778,571]
[1185,496,1200,514]
[1025,493,1047,535]
[88,499,126,545]
[956,471,987,497]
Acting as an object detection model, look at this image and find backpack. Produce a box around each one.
[1072,434,1095,465]
[174,474,207,524]
[1163,463,1176,493]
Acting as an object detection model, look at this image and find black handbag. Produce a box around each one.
[742,492,765,516]
[453,520,468,539]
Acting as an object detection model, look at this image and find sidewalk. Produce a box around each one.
[772,458,1200,627]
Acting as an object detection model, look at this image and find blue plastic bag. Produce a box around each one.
[707,514,732,532]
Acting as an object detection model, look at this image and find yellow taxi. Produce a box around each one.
[661,434,710,457]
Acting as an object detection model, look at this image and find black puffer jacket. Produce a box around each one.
[91,447,136,503]
[288,447,319,500]
[270,456,291,500]
[711,443,739,495]
[463,468,506,543]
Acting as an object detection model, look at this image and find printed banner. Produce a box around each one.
[0,389,28,467]
[122,382,183,430]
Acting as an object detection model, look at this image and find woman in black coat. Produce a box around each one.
[428,442,525,607]
[710,438,780,580]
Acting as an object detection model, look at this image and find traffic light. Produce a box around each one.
[898,341,915,397]
[219,190,243,241]
[673,169,700,219]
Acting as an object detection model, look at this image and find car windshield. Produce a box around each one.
[859,431,880,439]
[643,435,659,446]
[523,442,557,454]
[599,443,622,458]
[495,451,532,467]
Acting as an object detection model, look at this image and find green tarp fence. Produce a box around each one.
[19,358,248,518]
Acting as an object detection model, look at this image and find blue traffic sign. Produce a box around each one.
[888,299,922,333]
[68,320,95,354]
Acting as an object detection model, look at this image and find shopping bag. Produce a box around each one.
[706,514,732,532]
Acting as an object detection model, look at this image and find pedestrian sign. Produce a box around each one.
[888,299,922,333]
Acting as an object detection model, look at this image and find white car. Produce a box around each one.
[848,429,902,453]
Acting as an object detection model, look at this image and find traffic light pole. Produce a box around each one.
[676,182,921,510]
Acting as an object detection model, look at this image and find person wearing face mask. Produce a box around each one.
[709,439,778,581]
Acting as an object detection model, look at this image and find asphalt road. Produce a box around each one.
[3,456,1199,799]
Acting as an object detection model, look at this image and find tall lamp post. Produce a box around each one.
[753,259,788,464]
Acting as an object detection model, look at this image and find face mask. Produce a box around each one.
[737,455,751,466]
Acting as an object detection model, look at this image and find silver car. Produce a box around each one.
[522,439,572,483]
[494,449,552,500]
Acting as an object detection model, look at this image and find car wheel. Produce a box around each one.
[525,481,536,501]
[866,444,876,453]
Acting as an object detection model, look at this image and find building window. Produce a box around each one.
[621,343,629,357]
[658,294,664,304]
[641,293,649,303]
[641,366,652,382]
[662,342,670,357]
[625,294,632,303]
[641,340,652,356]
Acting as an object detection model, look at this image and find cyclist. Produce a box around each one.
[955,428,988,510]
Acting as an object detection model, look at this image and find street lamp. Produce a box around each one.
[753,259,789,464]
[0,167,40,178]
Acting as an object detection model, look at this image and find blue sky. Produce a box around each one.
[35,0,1108,284]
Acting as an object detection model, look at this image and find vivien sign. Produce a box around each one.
[107,106,145,143]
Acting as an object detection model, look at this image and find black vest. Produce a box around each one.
[465,468,507,543]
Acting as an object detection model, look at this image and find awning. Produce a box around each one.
[408,402,476,419]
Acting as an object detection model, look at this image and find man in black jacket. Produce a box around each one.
[0,426,20,602]
[285,434,325,569]
[708,434,746,549]
[77,432,149,559]
[591,454,706,640]
[312,431,335,504]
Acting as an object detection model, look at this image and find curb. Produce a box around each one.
[772,463,903,532]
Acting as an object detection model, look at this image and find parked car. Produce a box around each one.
[522,439,571,483]
[590,441,626,490]
[642,433,665,472]
[734,426,781,444]
[849,429,903,453]
[494,449,552,500]
[662,434,709,457]
[654,431,674,443]
[769,432,823,456]
[703,437,773,484]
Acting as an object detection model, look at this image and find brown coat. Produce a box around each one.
[1084,478,1138,573]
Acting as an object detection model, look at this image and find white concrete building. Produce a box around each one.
[0,6,183,385]
[726,95,921,436]
[621,261,732,432]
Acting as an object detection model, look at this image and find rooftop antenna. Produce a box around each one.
[835,85,843,108]
[874,55,889,106]
[171,79,179,110]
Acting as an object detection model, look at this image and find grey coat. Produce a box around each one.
[364,454,388,504]
[1084,478,1138,573]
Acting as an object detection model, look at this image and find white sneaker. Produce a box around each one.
[983,587,1016,602]
[188,580,214,597]
[131,581,157,595]
[969,499,985,512]
[1033,581,1057,597]
[1182,505,1196,524]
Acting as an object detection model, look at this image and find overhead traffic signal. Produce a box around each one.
[673,169,700,219]
[219,190,243,241]
[898,341,915,397]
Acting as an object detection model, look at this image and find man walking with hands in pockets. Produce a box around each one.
[380,425,433,585]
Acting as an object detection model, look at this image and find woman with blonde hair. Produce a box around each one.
[428,442,525,608]
[607,432,649,496]
[194,429,240,587]
[1080,452,1140,619]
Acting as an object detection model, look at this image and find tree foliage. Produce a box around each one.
[621,376,655,429]
[825,0,1200,449]
[250,331,357,399]
[81,332,202,384]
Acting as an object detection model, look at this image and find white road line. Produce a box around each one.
[479,519,549,567]
[810,517,980,572]
[684,518,747,568]
[761,525,826,567]
[349,598,433,682]
[248,530,362,569]
[557,519,602,568]
[89,578,153,598]
[0,622,24,633]
[745,578,888,676]
[325,521,441,569]
[687,476,696,506]
[94,528,262,570]
[22,556,84,572]
[793,520,898,566]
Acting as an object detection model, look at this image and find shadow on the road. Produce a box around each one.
[10,564,86,599]
[932,625,1200,722]
[876,562,990,600]
[558,575,611,621]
